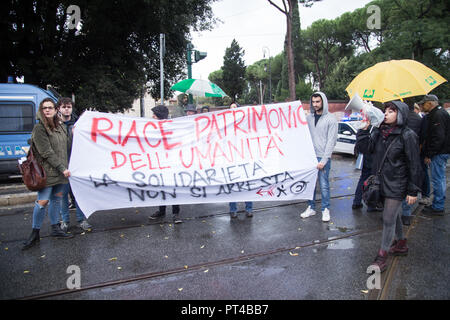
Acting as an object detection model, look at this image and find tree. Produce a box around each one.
[268,0,322,101]
[245,60,270,104]
[221,39,246,101]
[303,18,354,91]
[1,0,218,113]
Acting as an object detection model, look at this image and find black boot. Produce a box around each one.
[50,224,74,239]
[22,229,40,250]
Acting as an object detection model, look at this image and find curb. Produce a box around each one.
[0,192,36,207]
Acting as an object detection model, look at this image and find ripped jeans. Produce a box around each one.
[32,184,66,229]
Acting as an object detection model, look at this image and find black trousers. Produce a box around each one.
[159,205,180,215]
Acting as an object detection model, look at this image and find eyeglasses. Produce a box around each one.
[42,107,55,110]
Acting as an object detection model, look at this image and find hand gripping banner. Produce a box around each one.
[69,101,318,217]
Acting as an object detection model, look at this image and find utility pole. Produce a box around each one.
[160,34,165,105]
[186,43,194,104]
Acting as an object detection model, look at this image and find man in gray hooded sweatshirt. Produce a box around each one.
[301,92,338,222]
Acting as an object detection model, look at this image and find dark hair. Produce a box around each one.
[384,101,397,111]
[311,93,322,100]
[201,106,210,112]
[151,105,169,120]
[38,98,59,131]
[57,97,74,109]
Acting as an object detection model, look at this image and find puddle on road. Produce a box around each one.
[327,238,355,250]
[327,226,353,233]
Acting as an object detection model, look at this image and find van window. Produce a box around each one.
[0,103,35,133]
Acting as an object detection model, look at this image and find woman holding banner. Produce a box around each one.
[22,98,73,250]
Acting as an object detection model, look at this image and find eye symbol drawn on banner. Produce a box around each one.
[290,181,308,194]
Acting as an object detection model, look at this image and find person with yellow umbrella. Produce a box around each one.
[356,100,422,272]
[347,59,447,272]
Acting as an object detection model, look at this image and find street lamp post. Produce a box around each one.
[262,46,272,103]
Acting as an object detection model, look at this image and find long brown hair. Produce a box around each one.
[38,98,60,131]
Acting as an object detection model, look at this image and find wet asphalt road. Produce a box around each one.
[0,154,449,301]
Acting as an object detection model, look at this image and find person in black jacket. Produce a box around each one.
[419,94,450,215]
[356,100,422,272]
[400,102,423,225]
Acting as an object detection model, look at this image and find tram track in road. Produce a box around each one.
[0,192,356,244]
[8,189,442,300]
[18,225,383,300]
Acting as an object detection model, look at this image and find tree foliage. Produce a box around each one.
[210,0,448,104]
[1,0,217,113]
[221,39,246,101]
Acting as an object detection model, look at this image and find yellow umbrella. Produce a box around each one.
[346,59,447,103]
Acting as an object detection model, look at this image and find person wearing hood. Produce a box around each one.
[57,97,92,232]
[22,98,74,250]
[356,100,422,272]
[185,104,197,116]
[300,92,338,222]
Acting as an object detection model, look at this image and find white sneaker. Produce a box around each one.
[300,206,316,218]
[78,220,92,231]
[322,208,330,222]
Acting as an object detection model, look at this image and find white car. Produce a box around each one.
[333,121,360,156]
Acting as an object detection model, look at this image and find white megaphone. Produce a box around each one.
[345,93,384,128]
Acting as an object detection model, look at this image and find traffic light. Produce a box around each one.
[194,50,207,62]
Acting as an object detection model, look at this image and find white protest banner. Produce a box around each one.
[69,101,318,217]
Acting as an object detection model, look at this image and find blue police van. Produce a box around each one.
[0,81,59,177]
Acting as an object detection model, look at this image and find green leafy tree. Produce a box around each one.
[221,39,246,101]
[1,0,217,113]
[268,0,322,101]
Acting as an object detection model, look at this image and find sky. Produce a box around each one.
[190,0,374,80]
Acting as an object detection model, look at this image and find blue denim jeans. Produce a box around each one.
[32,184,65,229]
[308,157,331,211]
[229,202,253,213]
[60,183,87,223]
[430,154,448,211]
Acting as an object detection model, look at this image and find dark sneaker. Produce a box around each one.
[50,224,74,239]
[389,239,408,256]
[401,215,411,226]
[422,206,444,216]
[369,249,388,273]
[352,203,363,210]
[246,211,253,218]
[173,215,183,224]
[230,212,238,219]
[149,211,165,219]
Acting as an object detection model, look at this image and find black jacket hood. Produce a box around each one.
[386,100,409,127]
